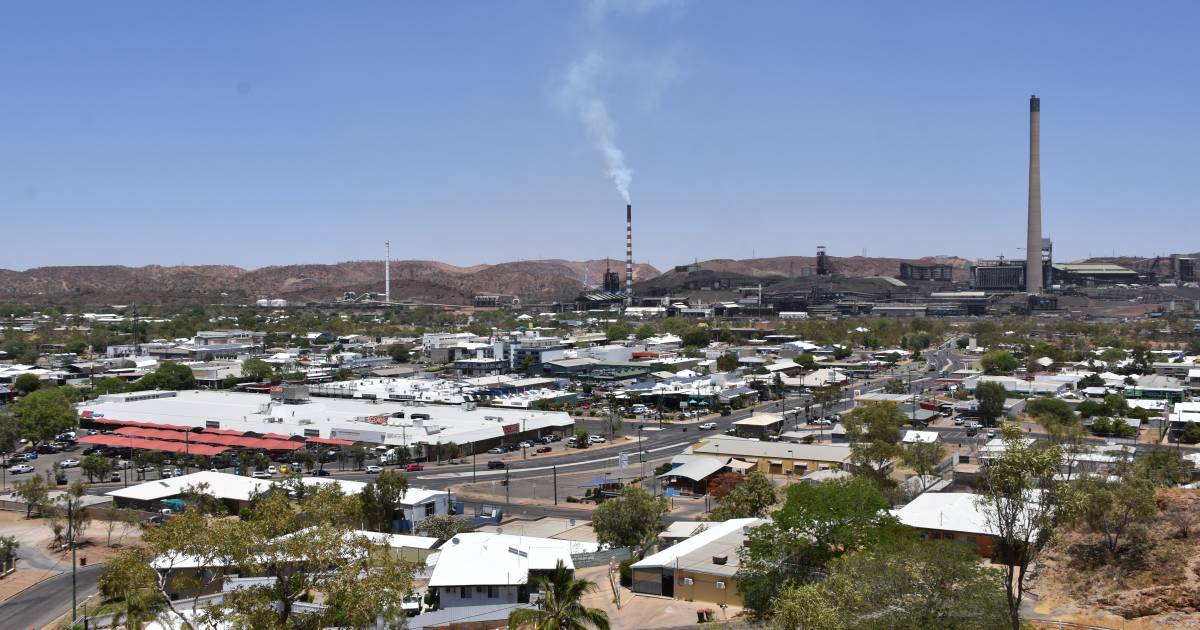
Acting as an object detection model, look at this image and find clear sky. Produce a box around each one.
[3,1,1198,271]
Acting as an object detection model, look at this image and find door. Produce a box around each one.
[661,570,674,598]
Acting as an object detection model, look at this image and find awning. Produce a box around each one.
[307,437,355,446]
[79,434,228,457]
[769,460,783,465]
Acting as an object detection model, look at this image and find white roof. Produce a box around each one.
[658,456,728,482]
[633,518,761,570]
[428,533,598,587]
[902,430,939,444]
[891,493,996,536]
[106,471,273,503]
[661,521,709,539]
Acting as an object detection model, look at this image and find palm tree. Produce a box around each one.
[507,561,610,630]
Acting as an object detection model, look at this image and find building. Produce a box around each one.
[630,518,763,605]
[658,455,729,495]
[691,438,852,476]
[730,414,784,439]
[1168,402,1200,439]
[428,532,599,608]
[899,263,954,282]
[891,492,1009,557]
[1051,263,1139,286]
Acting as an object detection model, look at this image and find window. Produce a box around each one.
[488,586,498,598]
[425,502,436,517]
[460,586,471,599]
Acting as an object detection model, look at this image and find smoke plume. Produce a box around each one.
[558,51,632,203]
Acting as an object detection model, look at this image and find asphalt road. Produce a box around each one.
[1,563,102,630]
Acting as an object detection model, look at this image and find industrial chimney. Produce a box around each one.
[1026,95,1043,294]
[625,204,634,305]
[384,241,391,304]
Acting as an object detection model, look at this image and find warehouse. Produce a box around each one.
[79,389,574,457]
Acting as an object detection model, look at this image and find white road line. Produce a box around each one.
[415,440,693,480]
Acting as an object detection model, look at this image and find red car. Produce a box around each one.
[405,464,424,472]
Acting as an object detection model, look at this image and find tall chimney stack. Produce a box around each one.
[1026,95,1043,294]
[384,241,391,304]
[625,204,634,305]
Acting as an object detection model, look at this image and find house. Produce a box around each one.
[891,492,1013,557]
[631,518,763,605]
[731,414,784,439]
[691,437,852,476]
[427,532,599,608]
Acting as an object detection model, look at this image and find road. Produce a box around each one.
[0,563,102,630]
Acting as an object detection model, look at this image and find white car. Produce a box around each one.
[365,465,383,474]
[59,459,81,468]
[9,464,34,474]
[588,435,606,444]
[251,470,272,479]
[267,465,278,475]
[698,422,717,430]
[517,441,534,449]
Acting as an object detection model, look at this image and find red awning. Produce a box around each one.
[306,437,355,446]
[78,434,228,457]
[201,427,247,436]
[89,417,193,432]
[110,426,302,451]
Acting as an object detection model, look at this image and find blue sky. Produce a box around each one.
[2,1,1198,271]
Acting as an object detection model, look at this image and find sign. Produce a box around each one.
[618,452,629,468]
[501,424,519,435]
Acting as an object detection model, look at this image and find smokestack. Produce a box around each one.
[384,241,391,304]
[625,204,633,305]
[1026,95,1043,294]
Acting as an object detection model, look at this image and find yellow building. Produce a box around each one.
[691,437,852,476]
[630,518,763,606]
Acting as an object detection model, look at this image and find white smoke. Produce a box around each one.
[558,51,633,204]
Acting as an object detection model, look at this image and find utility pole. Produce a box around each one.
[68,492,77,623]
[553,465,558,506]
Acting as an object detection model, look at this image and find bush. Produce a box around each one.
[619,558,634,587]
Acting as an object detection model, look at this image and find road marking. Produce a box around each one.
[415,440,693,480]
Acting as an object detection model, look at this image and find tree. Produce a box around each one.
[13,475,50,518]
[132,361,196,391]
[1025,397,1076,430]
[769,539,1010,630]
[605,322,632,342]
[1075,399,1107,419]
[1103,393,1129,416]
[901,440,947,493]
[1133,448,1190,487]
[13,387,77,444]
[414,514,473,540]
[794,352,817,370]
[98,548,166,630]
[974,382,1007,427]
[842,402,905,490]
[13,373,42,395]
[883,378,907,395]
[1077,373,1105,388]
[634,324,656,340]
[81,454,113,483]
[1160,488,1200,539]
[1076,475,1157,556]
[1182,422,1200,445]
[506,560,610,630]
[976,424,1073,630]
[706,472,745,501]
[240,358,273,382]
[92,376,128,396]
[112,484,406,629]
[709,472,777,521]
[1099,347,1127,363]
[590,486,669,550]
[980,350,1019,375]
[44,480,91,549]
[360,470,410,532]
[832,345,852,360]
[386,344,411,363]
[716,352,740,372]
[736,477,905,616]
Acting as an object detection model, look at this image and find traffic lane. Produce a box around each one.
[0,562,102,630]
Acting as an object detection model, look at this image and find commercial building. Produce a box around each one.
[691,438,852,476]
[78,388,574,457]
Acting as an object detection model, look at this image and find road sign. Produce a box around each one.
[618,452,629,468]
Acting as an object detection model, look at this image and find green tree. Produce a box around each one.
[92,376,128,396]
[605,322,632,342]
[13,373,42,395]
[1077,373,1105,388]
[388,344,411,363]
[1133,448,1190,487]
[901,440,947,493]
[980,350,1019,375]
[842,402,905,490]
[634,324,656,340]
[769,539,1010,630]
[414,514,473,540]
[1103,393,1129,416]
[360,470,410,532]
[709,471,777,521]
[883,378,907,395]
[98,548,166,630]
[1099,347,1127,363]
[81,454,113,484]
[832,345,853,360]
[506,560,610,630]
[794,352,817,370]
[590,485,669,550]
[133,361,196,391]
[974,382,1007,427]
[1076,475,1157,556]
[681,327,710,348]
[13,475,50,518]
[716,352,740,372]
[240,358,273,382]
[1182,422,1200,445]
[13,387,77,444]
[976,424,1073,630]
[736,477,904,616]
[1025,397,1076,430]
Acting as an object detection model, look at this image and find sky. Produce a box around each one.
[2,1,1198,271]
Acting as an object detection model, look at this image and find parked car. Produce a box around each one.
[486,447,505,455]
[109,471,123,482]
[535,446,552,454]
[517,441,533,449]
[8,464,34,474]
[82,446,104,455]
[267,465,278,475]
[36,444,60,454]
[401,593,423,617]
[486,460,506,470]
[588,435,606,444]
[953,417,964,426]
[698,422,717,430]
[365,465,383,474]
[314,468,331,476]
[405,464,424,472]
[23,452,38,461]
[251,470,272,479]
[59,459,80,468]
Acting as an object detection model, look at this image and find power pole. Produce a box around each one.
[553,465,558,506]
